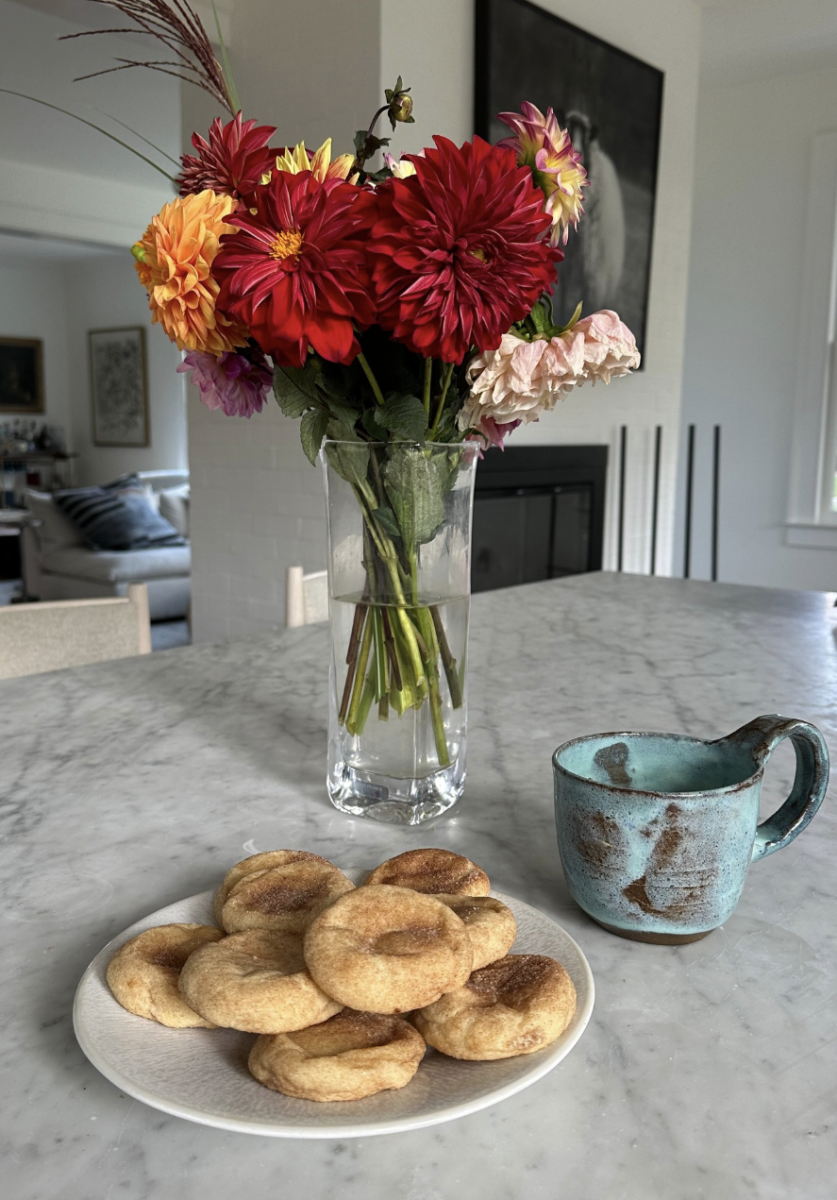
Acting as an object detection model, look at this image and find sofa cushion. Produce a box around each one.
[54,474,185,551]
[41,543,191,584]
[24,489,85,554]
[158,484,190,538]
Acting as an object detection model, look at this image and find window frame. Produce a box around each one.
[786,129,837,548]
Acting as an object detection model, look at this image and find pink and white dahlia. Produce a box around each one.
[574,310,641,384]
[461,329,586,442]
[382,152,419,179]
[177,348,273,418]
[497,102,587,247]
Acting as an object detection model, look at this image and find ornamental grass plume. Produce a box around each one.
[370,136,560,364]
[177,113,277,198]
[133,191,247,355]
[214,170,377,367]
[498,102,588,247]
[177,347,272,417]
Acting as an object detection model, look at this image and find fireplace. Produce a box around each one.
[471,445,608,593]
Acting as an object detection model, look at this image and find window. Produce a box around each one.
[786,130,837,548]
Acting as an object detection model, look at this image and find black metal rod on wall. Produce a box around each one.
[711,424,721,582]
[617,425,627,572]
[650,425,662,576]
[684,424,695,579]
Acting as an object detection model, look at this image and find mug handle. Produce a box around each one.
[723,715,830,861]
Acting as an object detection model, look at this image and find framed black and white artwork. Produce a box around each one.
[0,336,44,414]
[89,326,149,447]
[475,0,664,359]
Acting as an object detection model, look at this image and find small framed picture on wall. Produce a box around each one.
[0,336,44,414]
[89,326,149,447]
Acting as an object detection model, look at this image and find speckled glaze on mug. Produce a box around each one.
[552,715,829,943]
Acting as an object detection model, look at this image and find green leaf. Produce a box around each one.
[324,440,370,489]
[353,129,368,156]
[361,408,388,440]
[529,300,552,334]
[556,300,584,335]
[384,449,447,546]
[300,408,330,464]
[324,397,360,431]
[373,504,401,540]
[273,364,318,418]
[377,393,427,443]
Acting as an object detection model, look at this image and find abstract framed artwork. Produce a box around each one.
[0,337,44,414]
[475,0,664,359]
[89,326,149,447]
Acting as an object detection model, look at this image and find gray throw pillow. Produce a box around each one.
[24,489,85,555]
[54,474,185,551]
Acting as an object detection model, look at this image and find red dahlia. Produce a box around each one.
[369,136,560,363]
[214,171,378,367]
[177,113,276,199]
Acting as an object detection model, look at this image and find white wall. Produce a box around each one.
[0,2,186,485]
[679,62,837,589]
[0,0,178,245]
[63,256,187,485]
[185,0,702,640]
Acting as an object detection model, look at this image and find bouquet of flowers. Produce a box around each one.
[23,1,639,817]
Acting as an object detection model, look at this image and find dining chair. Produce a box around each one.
[0,583,152,680]
[286,566,329,628]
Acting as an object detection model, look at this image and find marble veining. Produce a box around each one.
[2,573,836,1199]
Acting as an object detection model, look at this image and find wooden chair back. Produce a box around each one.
[286,567,329,628]
[0,584,152,680]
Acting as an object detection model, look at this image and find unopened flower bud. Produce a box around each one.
[131,242,146,263]
[390,92,413,123]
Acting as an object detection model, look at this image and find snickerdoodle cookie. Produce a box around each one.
[178,929,342,1033]
[213,849,343,925]
[364,848,491,896]
[304,885,473,1014]
[248,1010,426,1102]
[219,857,355,935]
[434,894,517,969]
[413,954,576,1060]
[106,923,224,1028]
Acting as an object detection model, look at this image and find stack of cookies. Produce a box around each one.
[106,848,577,1103]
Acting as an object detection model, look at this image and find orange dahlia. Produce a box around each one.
[133,191,247,355]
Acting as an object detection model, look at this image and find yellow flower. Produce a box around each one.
[133,190,247,355]
[268,138,355,184]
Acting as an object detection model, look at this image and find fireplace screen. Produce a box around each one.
[471,446,607,593]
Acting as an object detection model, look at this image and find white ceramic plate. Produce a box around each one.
[73,887,595,1138]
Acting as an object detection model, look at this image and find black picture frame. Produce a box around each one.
[475,0,664,359]
[89,326,149,448]
[0,337,44,414]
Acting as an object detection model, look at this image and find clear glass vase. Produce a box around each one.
[321,439,478,825]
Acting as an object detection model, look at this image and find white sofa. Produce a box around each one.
[21,470,191,622]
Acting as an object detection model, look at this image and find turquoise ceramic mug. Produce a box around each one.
[552,715,829,943]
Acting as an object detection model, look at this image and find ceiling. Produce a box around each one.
[10,0,837,82]
[694,0,837,81]
[0,229,122,263]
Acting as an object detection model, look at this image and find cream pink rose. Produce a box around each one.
[574,310,641,384]
[461,330,585,437]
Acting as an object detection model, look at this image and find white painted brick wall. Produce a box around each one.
[187,388,327,642]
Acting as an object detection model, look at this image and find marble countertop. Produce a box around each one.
[2,572,836,1200]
